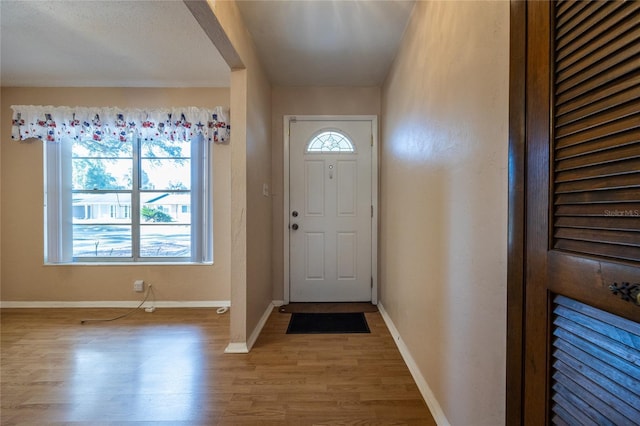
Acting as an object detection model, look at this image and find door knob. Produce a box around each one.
[291,224,299,230]
[292,211,299,217]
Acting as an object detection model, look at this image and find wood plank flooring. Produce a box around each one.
[1,308,436,425]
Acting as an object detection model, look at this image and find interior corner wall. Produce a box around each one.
[380,1,509,425]
[210,0,273,346]
[228,69,249,344]
[0,87,231,304]
[0,97,2,293]
[270,87,381,301]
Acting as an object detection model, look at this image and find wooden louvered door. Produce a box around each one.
[523,0,640,424]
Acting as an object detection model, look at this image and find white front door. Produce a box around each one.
[289,118,374,302]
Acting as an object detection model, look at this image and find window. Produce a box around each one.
[12,104,228,264]
[45,134,212,263]
[306,130,355,153]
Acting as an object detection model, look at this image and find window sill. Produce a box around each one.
[44,262,214,266]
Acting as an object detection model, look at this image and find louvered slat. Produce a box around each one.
[556,73,640,117]
[556,50,640,98]
[551,412,572,426]
[552,0,640,263]
[555,188,640,205]
[551,295,640,426]
[556,1,639,56]
[554,334,640,393]
[555,0,580,21]
[555,1,607,42]
[555,130,638,160]
[555,2,640,86]
[554,172,640,193]
[555,216,640,232]
[556,101,639,137]
[554,348,640,409]
[552,381,612,426]
[554,317,640,361]
[558,291,640,335]
[552,392,598,426]
[555,303,640,346]
[556,1,633,65]
[555,115,640,149]
[555,203,640,215]
[556,84,640,127]
[556,24,640,86]
[556,142,640,169]
[555,158,640,181]
[554,369,631,425]
[556,8,640,75]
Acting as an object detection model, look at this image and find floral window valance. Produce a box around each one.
[10,105,230,144]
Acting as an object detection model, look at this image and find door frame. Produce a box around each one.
[506,1,527,423]
[283,115,379,305]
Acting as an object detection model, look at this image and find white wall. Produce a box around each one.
[380,1,509,424]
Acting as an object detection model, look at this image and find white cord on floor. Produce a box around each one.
[80,284,155,324]
[216,307,229,314]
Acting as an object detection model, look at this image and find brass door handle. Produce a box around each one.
[609,282,640,306]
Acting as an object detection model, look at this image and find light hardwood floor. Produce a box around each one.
[1,308,436,425]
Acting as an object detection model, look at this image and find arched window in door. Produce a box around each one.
[306,130,355,153]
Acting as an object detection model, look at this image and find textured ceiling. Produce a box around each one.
[0,0,230,87]
[236,0,415,86]
[1,0,415,88]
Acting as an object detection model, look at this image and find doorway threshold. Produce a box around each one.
[279,302,378,314]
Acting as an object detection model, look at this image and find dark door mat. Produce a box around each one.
[279,302,378,314]
[286,312,370,334]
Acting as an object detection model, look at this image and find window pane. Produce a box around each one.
[141,192,191,225]
[140,225,190,257]
[73,225,131,258]
[141,159,191,190]
[141,139,190,158]
[72,159,132,190]
[46,121,211,264]
[73,138,133,158]
[307,131,355,153]
[73,193,131,223]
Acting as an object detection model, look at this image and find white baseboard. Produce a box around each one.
[0,300,231,309]
[224,342,249,353]
[224,300,277,354]
[246,301,276,351]
[377,301,451,426]
[272,299,285,307]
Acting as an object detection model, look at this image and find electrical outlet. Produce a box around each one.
[133,280,144,292]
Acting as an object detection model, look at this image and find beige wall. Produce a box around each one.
[380,1,509,425]
[271,87,380,300]
[0,87,231,303]
[210,0,273,347]
[245,71,273,336]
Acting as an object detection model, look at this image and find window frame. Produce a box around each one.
[44,134,213,264]
[305,129,356,153]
